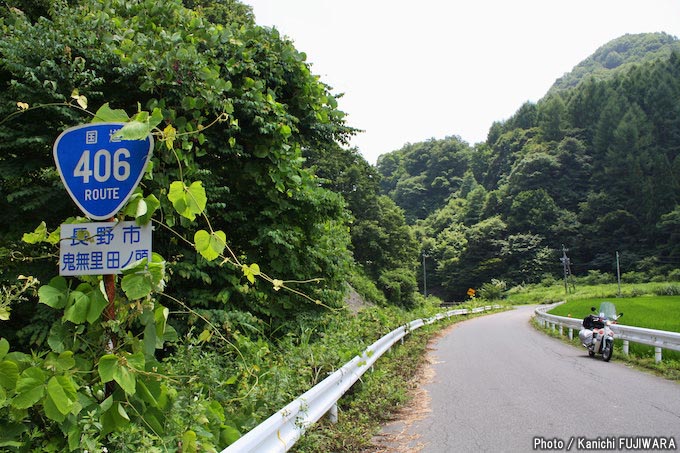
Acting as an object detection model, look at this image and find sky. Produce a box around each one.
[243,1,680,164]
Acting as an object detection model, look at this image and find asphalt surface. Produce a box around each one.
[376,305,680,452]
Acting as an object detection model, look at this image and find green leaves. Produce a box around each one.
[242,263,261,284]
[22,221,60,245]
[0,359,19,391]
[98,352,145,395]
[124,192,161,224]
[113,108,164,141]
[0,340,80,422]
[38,277,108,324]
[194,229,226,261]
[168,180,207,221]
[120,254,166,300]
[70,89,87,110]
[92,102,129,123]
[13,367,46,409]
[45,375,78,418]
[38,277,68,309]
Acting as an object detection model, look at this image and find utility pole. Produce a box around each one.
[561,245,570,295]
[616,251,622,297]
[422,253,428,297]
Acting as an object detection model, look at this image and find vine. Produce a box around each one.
[0,95,332,450]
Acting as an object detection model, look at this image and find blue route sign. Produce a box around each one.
[53,123,154,220]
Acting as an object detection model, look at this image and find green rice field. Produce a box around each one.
[546,295,680,362]
[547,296,680,333]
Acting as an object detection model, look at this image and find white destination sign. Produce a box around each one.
[59,221,152,276]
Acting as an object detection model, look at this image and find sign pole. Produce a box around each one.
[103,218,117,325]
[103,218,117,397]
[53,122,154,398]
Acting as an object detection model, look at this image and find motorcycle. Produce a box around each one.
[578,301,623,362]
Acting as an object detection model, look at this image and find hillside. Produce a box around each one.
[549,32,680,93]
[377,33,680,300]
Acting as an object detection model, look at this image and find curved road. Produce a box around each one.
[375,305,680,452]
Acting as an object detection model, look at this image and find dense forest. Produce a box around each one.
[378,32,680,300]
[0,1,419,448]
[0,0,678,448]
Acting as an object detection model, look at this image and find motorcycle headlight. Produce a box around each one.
[606,320,611,326]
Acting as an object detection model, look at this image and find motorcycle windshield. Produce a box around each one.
[599,301,617,320]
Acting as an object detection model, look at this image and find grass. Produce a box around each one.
[293,325,430,452]
[505,281,680,305]
[547,296,680,333]
[291,306,507,452]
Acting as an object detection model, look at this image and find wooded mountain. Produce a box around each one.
[550,32,680,93]
[377,33,680,301]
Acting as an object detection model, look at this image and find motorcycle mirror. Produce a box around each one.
[591,306,596,312]
[618,312,624,317]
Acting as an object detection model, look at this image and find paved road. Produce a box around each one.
[376,305,680,452]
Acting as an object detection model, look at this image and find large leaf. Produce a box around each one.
[22,221,48,244]
[113,363,136,395]
[121,270,153,300]
[116,120,151,141]
[111,108,163,140]
[98,353,143,395]
[124,193,160,225]
[12,367,46,409]
[0,361,18,390]
[43,392,66,422]
[168,181,206,221]
[97,354,118,383]
[155,305,169,347]
[121,255,166,300]
[92,102,129,123]
[44,351,76,373]
[0,338,8,360]
[221,425,242,446]
[85,283,108,324]
[46,375,77,415]
[63,291,90,324]
[38,276,69,309]
[194,229,226,261]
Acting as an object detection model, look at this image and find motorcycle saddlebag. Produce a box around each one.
[578,329,593,346]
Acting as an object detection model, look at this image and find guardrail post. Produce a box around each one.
[559,325,563,336]
[568,328,573,341]
[655,347,662,363]
[327,403,338,424]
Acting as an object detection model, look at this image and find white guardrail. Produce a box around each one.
[534,303,680,363]
[221,305,501,453]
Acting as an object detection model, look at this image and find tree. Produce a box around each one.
[537,95,567,142]
[507,189,559,238]
[0,0,357,326]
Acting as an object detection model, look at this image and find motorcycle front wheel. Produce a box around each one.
[588,349,595,357]
[602,343,613,362]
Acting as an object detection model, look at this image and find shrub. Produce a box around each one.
[668,269,680,282]
[477,279,507,301]
[577,270,613,285]
[621,271,646,284]
[377,268,417,307]
[653,285,680,296]
[348,269,387,306]
[539,274,559,287]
